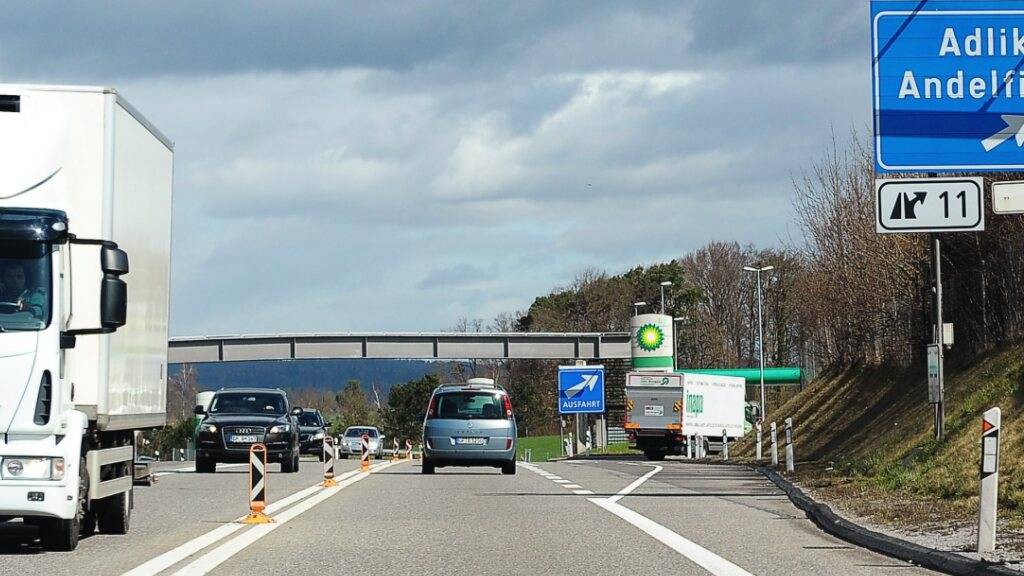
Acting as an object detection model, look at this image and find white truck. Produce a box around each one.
[625,372,746,460]
[0,85,173,550]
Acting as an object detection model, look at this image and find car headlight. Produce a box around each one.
[0,457,63,480]
[312,431,325,440]
[269,424,290,434]
[200,423,218,433]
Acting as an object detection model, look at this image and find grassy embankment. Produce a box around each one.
[735,346,1024,527]
[517,435,636,461]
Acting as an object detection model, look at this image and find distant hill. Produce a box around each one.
[170,359,451,399]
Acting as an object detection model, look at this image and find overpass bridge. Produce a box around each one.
[168,332,632,364]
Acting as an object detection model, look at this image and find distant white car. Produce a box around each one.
[337,426,385,458]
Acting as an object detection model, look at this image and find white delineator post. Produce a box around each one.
[405,439,413,460]
[722,429,729,461]
[978,407,1001,555]
[770,422,778,467]
[360,434,371,472]
[322,436,337,487]
[755,421,763,461]
[784,418,794,473]
[686,435,693,459]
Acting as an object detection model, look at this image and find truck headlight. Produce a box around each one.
[269,424,290,434]
[0,457,59,480]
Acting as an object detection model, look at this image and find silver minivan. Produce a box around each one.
[421,379,517,475]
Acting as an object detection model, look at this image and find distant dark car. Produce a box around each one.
[298,409,330,460]
[194,388,302,473]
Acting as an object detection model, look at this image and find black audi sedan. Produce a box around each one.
[298,409,330,460]
[194,388,302,473]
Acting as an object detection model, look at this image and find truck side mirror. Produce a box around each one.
[100,246,129,330]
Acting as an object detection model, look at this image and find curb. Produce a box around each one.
[759,467,1022,576]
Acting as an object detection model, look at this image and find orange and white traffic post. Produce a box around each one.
[360,433,372,472]
[405,439,413,460]
[243,443,273,524]
[390,437,400,462]
[322,436,338,487]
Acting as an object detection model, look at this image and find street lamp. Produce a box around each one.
[743,265,775,422]
[659,281,672,315]
[672,316,685,370]
[633,301,647,316]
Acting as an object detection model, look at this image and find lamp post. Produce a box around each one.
[672,316,685,370]
[659,281,672,315]
[633,301,647,316]
[743,265,774,422]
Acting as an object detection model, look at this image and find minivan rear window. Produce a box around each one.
[434,392,505,420]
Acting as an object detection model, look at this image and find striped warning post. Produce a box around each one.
[405,439,413,460]
[360,433,371,472]
[390,437,400,462]
[322,436,338,487]
[243,443,273,524]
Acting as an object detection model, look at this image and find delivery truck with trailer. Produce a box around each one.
[625,372,746,460]
[0,85,173,550]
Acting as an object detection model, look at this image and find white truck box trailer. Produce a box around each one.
[0,84,172,550]
[625,371,747,459]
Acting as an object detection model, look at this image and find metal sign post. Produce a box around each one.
[784,418,794,473]
[322,437,338,487]
[978,408,1001,555]
[770,422,778,467]
[243,443,273,524]
[932,234,946,440]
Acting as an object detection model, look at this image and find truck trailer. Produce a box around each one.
[625,372,746,460]
[0,85,173,550]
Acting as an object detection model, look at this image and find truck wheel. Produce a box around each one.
[501,461,516,475]
[643,450,665,461]
[196,456,216,473]
[41,457,87,551]
[96,490,131,535]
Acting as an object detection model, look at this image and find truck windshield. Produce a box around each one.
[0,241,52,331]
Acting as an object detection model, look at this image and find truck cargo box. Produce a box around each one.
[680,372,746,438]
[0,84,173,430]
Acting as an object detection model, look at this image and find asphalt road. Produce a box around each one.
[0,456,943,575]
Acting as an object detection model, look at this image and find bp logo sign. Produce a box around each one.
[635,323,665,352]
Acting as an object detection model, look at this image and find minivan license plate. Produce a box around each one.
[455,437,486,445]
[231,435,259,443]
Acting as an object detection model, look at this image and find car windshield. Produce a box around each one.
[345,428,377,437]
[434,392,505,420]
[0,241,52,331]
[209,392,287,415]
[298,413,322,426]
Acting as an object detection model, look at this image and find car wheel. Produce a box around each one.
[501,461,516,475]
[196,455,216,473]
[421,460,435,474]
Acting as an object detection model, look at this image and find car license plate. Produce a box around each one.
[231,435,259,443]
[455,437,486,445]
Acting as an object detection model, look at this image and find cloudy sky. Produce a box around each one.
[2,2,866,336]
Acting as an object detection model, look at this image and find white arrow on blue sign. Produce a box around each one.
[558,365,605,414]
[872,1,1024,172]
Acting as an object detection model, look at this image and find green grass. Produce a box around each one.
[517,435,563,461]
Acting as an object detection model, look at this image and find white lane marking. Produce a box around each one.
[563,484,582,489]
[553,479,572,484]
[607,464,662,504]
[591,498,753,576]
[573,489,594,495]
[169,460,398,576]
[120,466,366,576]
[547,476,563,480]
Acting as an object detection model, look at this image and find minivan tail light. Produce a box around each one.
[505,438,513,449]
[503,395,513,418]
[427,394,438,419]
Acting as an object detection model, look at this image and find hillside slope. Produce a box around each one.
[740,346,1024,519]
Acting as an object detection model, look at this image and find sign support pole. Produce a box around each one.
[932,231,945,441]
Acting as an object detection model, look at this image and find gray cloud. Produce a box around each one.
[0,2,871,335]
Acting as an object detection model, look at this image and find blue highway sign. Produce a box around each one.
[872,1,1024,172]
[558,365,605,414]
